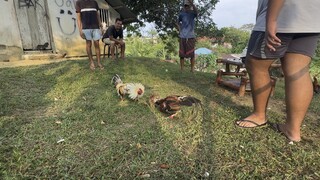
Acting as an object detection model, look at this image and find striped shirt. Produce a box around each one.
[75,0,100,29]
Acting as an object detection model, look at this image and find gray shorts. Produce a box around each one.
[247,31,320,59]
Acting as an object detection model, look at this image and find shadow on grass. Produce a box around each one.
[0,58,214,178]
[0,57,319,179]
[0,62,74,177]
[128,57,320,178]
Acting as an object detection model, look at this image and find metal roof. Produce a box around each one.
[104,0,138,24]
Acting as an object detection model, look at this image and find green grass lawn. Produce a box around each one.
[0,57,319,179]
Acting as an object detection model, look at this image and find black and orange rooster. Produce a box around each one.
[111,74,145,100]
[150,95,202,119]
[313,76,319,93]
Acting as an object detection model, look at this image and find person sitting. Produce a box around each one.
[102,18,125,59]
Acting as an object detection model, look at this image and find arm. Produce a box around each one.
[175,20,181,32]
[96,11,103,34]
[109,35,123,44]
[76,13,85,39]
[189,0,198,16]
[266,0,285,51]
[119,32,124,43]
[75,2,85,39]
[117,30,125,45]
[175,13,182,32]
[94,2,102,34]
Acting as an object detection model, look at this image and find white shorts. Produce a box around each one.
[82,29,101,41]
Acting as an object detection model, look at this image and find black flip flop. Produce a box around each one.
[235,119,268,128]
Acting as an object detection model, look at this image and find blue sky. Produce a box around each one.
[211,0,258,28]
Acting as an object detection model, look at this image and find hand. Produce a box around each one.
[100,28,103,36]
[266,21,281,52]
[80,31,86,40]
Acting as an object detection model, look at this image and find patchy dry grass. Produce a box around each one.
[0,57,319,179]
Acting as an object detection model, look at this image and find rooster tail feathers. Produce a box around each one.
[179,96,202,106]
[127,83,145,100]
[111,74,122,86]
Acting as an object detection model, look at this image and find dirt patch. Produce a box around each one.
[0,57,88,69]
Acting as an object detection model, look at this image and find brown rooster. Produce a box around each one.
[150,95,202,119]
[313,76,319,93]
[111,74,145,100]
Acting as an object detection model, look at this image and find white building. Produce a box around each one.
[0,0,137,61]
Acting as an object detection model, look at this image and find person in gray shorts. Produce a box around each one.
[236,0,320,142]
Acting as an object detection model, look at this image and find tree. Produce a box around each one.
[121,0,219,36]
[219,27,250,53]
[239,23,255,32]
[195,23,219,38]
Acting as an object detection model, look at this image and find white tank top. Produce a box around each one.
[277,0,320,33]
[253,0,320,33]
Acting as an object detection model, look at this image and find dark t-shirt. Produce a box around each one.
[75,0,100,29]
[103,25,123,40]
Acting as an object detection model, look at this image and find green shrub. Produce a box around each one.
[194,54,218,72]
[126,36,179,60]
[310,58,320,76]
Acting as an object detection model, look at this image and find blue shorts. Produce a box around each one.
[247,31,320,59]
[82,29,101,41]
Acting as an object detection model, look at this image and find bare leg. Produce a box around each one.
[86,40,95,70]
[277,53,312,142]
[110,44,115,59]
[180,58,184,71]
[236,55,274,127]
[121,43,125,58]
[190,57,195,72]
[94,40,103,69]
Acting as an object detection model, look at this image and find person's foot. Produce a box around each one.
[89,63,96,71]
[271,123,301,142]
[97,63,104,70]
[235,119,267,128]
[235,114,267,128]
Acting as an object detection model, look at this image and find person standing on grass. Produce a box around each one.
[235,0,320,142]
[176,0,198,72]
[76,0,104,71]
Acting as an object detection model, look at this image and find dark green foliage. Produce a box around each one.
[122,0,219,36]
[219,27,250,53]
[311,42,320,76]
[194,54,218,72]
[126,35,179,59]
